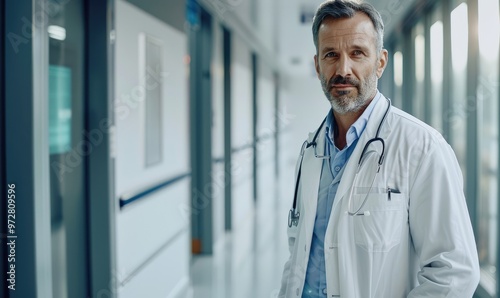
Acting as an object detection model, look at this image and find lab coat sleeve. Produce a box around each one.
[278,148,304,298]
[278,238,295,298]
[407,141,480,297]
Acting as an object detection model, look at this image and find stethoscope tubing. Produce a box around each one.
[289,98,391,227]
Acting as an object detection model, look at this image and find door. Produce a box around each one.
[46,0,88,297]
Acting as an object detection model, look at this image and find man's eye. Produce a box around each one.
[325,52,336,58]
[353,50,363,56]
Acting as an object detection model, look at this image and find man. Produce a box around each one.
[279,1,480,297]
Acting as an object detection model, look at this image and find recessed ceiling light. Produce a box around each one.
[48,25,66,41]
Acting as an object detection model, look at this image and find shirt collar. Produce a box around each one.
[325,90,381,148]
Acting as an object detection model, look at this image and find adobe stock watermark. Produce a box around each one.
[278,261,308,297]
[206,0,245,19]
[185,0,245,32]
[50,118,114,181]
[8,0,71,53]
[115,65,169,120]
[445,75,499,133]
[90,267,128,298]
[386,76,499,185]
[377,0,405,30]
[178,106,296,222]
[51,65,167,181]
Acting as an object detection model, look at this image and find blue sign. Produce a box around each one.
[49,65,72,155]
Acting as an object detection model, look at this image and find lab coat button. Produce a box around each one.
[322,288,327,294]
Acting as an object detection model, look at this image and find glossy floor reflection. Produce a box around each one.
[187,178,292,298]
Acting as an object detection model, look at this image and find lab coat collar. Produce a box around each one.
[362,92,392,141]
[334,93,392,209]
[325,91,382,150]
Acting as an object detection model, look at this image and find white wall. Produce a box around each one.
[256,0,277,53]
[280,75,330,169]
[230,34,254,233]
[226,0,254,35]
[256,61,276,220]
[277,0,322,77]
[114,1,190,297]
[228,35,256,286]
[211,21,227,247]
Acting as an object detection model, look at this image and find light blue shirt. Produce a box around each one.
[302,92,381,298]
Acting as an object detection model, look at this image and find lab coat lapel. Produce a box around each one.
[301,124,327,234]
[334,95,392,205]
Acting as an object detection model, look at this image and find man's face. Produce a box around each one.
[314,13,387,115]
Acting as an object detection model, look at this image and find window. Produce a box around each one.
[142,35,164,167]
[393,50,404,109]
[450,2,468,173]
[413,22,425,120]
[477,0,500,294]
[430,19,443,133]
[47,0,88,297]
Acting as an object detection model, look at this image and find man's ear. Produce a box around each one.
[376,49,388,78]
[314,55,320,79]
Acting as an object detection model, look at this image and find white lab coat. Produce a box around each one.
[279,95,480,298]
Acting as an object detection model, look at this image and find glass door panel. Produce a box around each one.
[47,0,87,297]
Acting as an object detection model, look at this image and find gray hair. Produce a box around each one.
[312,0,384,53]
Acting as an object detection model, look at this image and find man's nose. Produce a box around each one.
[335,56,353,77]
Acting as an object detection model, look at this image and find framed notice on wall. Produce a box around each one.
[140,34,163,167]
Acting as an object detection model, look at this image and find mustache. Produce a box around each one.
[329,76,359,87]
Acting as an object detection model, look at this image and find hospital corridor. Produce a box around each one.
[1,0,500,297]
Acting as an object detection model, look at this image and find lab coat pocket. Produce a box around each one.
[352,193,405,252]
[287,224,299,247]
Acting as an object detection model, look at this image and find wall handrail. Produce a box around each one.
[119,172,191,209]
[213,131,280,163]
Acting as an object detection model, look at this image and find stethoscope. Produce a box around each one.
[288,98,391,227]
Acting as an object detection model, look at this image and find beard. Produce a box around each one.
[320,68,378,115]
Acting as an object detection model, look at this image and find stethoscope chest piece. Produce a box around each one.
[288,209,300,227]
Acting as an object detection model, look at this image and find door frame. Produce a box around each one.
[86,0,117,296]
[189,6,214,254]
[3,1,117,297]
[4,1,53,297]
